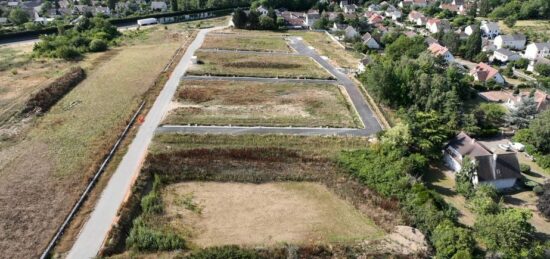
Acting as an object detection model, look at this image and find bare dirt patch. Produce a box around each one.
[187,51,333,79]
[163,182,384,247]
[164,80,358,128]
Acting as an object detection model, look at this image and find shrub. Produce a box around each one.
[23,67,85,114]
[431,220,475,258]
[126,217,185,251]
[537,184,550,218]
[140,190,163,214]
[187,245,261,259]
[55,46,81,60]
[533,185,543,195]
[520,163,531,174]
[89,39,108,52]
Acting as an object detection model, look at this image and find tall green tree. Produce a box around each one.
[8,8,29,25]
[507,97,538,129]
[432,220,475,258]
[478,0,491,17]
[529,110,550,153]
[232,8,247,29]
[107,0,117,11]
[464,27,482,60]
[171,0,178,11]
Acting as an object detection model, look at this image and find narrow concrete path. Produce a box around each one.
[157,125,371,136]
[182,75,337,84]
[66,26,222,259]
[287,37,382,133]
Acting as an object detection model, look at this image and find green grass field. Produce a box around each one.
[164,80,359,128]
[187,51,334,79]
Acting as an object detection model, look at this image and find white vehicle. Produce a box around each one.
[498,143,511,151]
[137,18,158,26]
[509,142,525,152]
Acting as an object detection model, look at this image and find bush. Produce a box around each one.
[23,67,85,114]
[55,45,81,60]
[187,245,261,259]
[140,190,163,214]
[533,185,543,195]
[89,39,108,52]
[431,220,475,258]
[126,217,185,251]
[520,163,531,174]
[537,184,550,218]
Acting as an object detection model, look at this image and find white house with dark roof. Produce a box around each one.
[494,34,526,50]
[444,132,522,190]
[480,21,500,38]
[524,42,550,60]
[343,4,357,14]
[491,48,520,63]
[304,10,320,28]
[256,5,269,15]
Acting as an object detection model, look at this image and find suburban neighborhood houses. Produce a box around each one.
[1,0,550,258]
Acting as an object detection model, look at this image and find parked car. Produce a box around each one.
[509,142,525,152]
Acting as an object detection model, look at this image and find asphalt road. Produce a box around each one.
[157,125,371,136]
[182,75,337,84]
[66,26,222,259]
[288,37,382,133]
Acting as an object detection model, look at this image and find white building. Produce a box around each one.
[343,4,357,14]
[492,48,520,63]
[426,18,450,34]
[494,34,526,50]
[444,132,521,190]
[524,42,550,60]
[480,21,500,38]
[362,32,380,49]
[304,11,320,28]
[399,0,427,8]
[150,1,167,12]
[407,10,426,26]
[385,10,401,20]
[256,5,269,15]
[464,24,478,36]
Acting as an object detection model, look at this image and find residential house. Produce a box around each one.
[374,23,389,34]
[482,38,497,52]
[344,25,359,39]
[444,132,521,190]
[494,34,526,50]
[362,32,380,49]
[95,6,111,15]
[385,10,402,20]
[304,10,320,28]
[480,21,500,38]
[357,56,371,73]
[426,18,450,34]
[368,13,384,24]
[491,48,520,63]
[470,62,505,84]
[0,17,7,24]
[479,90,549,112]
[367,4,381,12]
[339,0,350,9]
[399,0,428,8]
[464,24,478,36]
[428,42,455,62]
[281,11,305,29]
[343,4,357,14]
[150,1,167,12]
[404,30,417,37]
[256,5,269,15]
[524,42,550,60]
[332,22,347,32]
[72,5,93,15]
[527,57,550,73]
[407,10,426,26]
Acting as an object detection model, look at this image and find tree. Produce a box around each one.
[475,208,537,256]
[171,0,178,11]
[504,15,517,28]
[464,27,482,60]
[456,156,476,198]
[8,8,29,25]
[406,111,449,158]
[247,11,260,29]
[535,63,550,77]
[312,15,329,30]
[468,1,477,17]
[468,184,501,215]
[432,220,475,258]
[232,8,247,29]
[478,0,491,17]
[441,31,461,54]
[507,97,538,128]
[537,183,550,218]
[529,110,550,153]
[107,0,117,12]
[259,15,275,30]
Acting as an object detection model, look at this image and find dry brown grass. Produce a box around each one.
[0,25,193,258]
[202,32,291,52]
[164,80,358,128]
[187,51,333,79]
[162,182,384,247]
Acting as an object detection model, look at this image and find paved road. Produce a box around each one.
[158,125,371,136]
[288,37,382,133]
[66,26,222,259]
[197,48,301,56]
[182,75,337,84]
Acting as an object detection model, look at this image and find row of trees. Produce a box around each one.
[33,16,119,60]
[489,0,550,20]
[232,8,281,30]
[513,110,550,169]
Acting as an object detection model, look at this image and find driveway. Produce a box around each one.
[287,36,382,133]
[66,26,224,259]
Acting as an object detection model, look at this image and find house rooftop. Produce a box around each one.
[470,62,499,82]
[498,34,526,42]
[447,132,491,158]
[494,48,518,57]
[428,42,449,56]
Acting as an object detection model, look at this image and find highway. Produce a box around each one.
[66,26,222,259]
